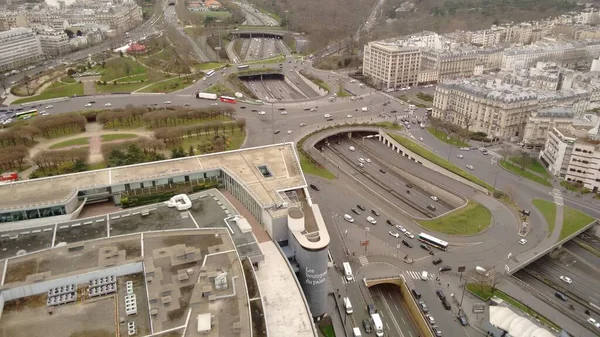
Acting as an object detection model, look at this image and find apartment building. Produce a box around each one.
[0,12,28,31]
[522,107,574,147]
[502,39,600,71]
[539,127,577,177]
[564,138,600,191]
[37,29,70,56]
[420,49,479,81]
[362,41,421,89]
[0,27,43,72]
[432,78,539,140]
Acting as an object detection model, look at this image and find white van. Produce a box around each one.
[352,327,362,337]
[420,271,429,280]
[344,297,353,314]
[343,214,354,223]
[349,146,355,151]
[361,107,368,112]
[343,262,353,281]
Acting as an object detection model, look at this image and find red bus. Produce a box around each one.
[219,96,237,104]
[0,171,18,184]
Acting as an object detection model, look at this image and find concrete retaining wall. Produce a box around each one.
[377,132,487,193]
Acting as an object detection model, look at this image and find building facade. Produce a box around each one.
[539,127,577,177]
[0,27,44,72]
[37,29,70,56]
[523,107,574,147]
[363,41,421,89]
[564,140,600,191]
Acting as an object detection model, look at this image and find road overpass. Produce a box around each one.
[231,28,290,38]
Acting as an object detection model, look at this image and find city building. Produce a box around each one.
[420,48,480,81]
[432,78,538,140]
[0,27,43,72]
[0,12,28,31]
[363,40,421,89]
[0,143,331,319]
[501,39,600,71]
[539,127,578,177]
[37,28,70,56]
[522,107,575,148]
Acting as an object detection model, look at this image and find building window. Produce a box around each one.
[257,165,273,178]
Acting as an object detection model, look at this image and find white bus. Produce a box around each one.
[418,232,448,251]
[343,262,353,281]
[237,65,249,70]
[205,70,215,78]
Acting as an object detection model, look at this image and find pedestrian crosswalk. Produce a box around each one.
[358,255,369,266]
[551,188,564,206]
[406,270,436,280]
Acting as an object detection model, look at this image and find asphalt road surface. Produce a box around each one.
[370,284,419,337]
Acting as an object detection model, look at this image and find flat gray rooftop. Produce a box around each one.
[0,143,306,211]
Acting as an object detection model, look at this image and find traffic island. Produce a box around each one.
[417,201,492,235]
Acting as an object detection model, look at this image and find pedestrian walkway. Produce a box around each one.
[358,255,369,266]
[405,270,436,280]
[551,188,564,206]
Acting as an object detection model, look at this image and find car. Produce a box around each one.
[431,325,442,337]
[519,238,528,245]
[362,318,372,333]
[396,225,406,232]
[84,103,92,107]
[420,244,431,251]
[367,304,377,315]
[344,214,355,223]
[466,164,474,170]
[88,101,96,104]
[587,318,600,329]
[351,208,361,215]
[521,209,531,216]
[436,290,446,301]
[432,258,443,265]
[366,216,377,225]
[357,204,366,211]
[358,157,365,163]
[104,103,112,107]
[402,240,412,248]
[456,154,463,159]
[386,219,395,226]
[439,266,452,272]
[183,103,190,106]
[418,301,429,313]
[346,114,353,118]
[240,106,246,109]
[258,111,266,115]
[425,314,435,324]
[251,109,258,112]
[278,107,285,111]
[309,184,320,191]
[430,196,439,201]
[365,158,372,163]
[559,276,572,284]
[300,123,306,127]
[211,102,218,106]
[389,231,400,238]
[164,101,171,104]
[287,130,292,134]
[371,209,380,216]
[419,137,424,141]
[555,292,568,301]
[441,298,451,310]
[460,147,470,151]
[274,130,280,134]
[406,183,413,188]
[281,111,288,115]
[458,315,468,326]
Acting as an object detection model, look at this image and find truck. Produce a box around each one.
[371,313,383,337]
[196,92,218,100]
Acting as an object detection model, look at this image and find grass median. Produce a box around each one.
[427,127,469,147]
[13,82,84,104]
[299,152,335,180]
[48,137,90,149]
[499,160,552,187]
[561,207,595,241]
[532,199,556,236]
[101,134,138,142]
[417,201,491,235]
[387,133,493,191]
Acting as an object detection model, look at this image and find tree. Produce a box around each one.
[22,75,32,96]
[514,152,535,171]
[64,29,74,38]
[171,146,186,158]
[188,145,195,156]
[76,30,82,37]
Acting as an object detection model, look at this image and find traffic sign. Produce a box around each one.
[360,240,370,246]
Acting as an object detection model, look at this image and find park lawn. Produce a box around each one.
[416,92,433,102]
[138,75,200,93]
[95,82,148,94]
[194,62,226,71]
[499,160,552,187]
[116,73,148,83]
[101,58,146,81]
[176,129,245,154]
[509,156,549,176]
[532,199,556,236]
[196,10,232,20]
[561,207,595,241]
[49,137,90,149]
[12,82,84,104]
[101,134,138,142]
[387,133,493,191]
[299,152,335,180]
[427,127,470,147]
[374,121,403,130]
[466,283,560,331]
[418,201,491,235]
[60,76,76,83]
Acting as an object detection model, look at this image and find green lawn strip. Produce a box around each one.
[245,55,285,65]
[387,133,493,191]
[206,83,235,96]
[138,75,200,93]
[175,129,245,153]
[116,73,148,83]
[194,62,226,71]
[426,127,469,147]
[101,134,138,142]
[416,92,433,102]
[466,283,560,331]
[257,7,281,22]
[95,82,148,94]
[87,162,107,170]
[418,201,491,235]
[508,156,548,175]
[531,199,557,237]
[101,58,146,81]
[561,207,595,241]
[373,121,403,130]
[12,82,84,104]
[49,137,90,149]
[337,87,351,97]
[61,76,76,83]
[499,160,552,187]
[197,10,231,20]
[299,152,335,180]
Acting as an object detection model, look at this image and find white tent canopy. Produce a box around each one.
[490,306,555,337]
